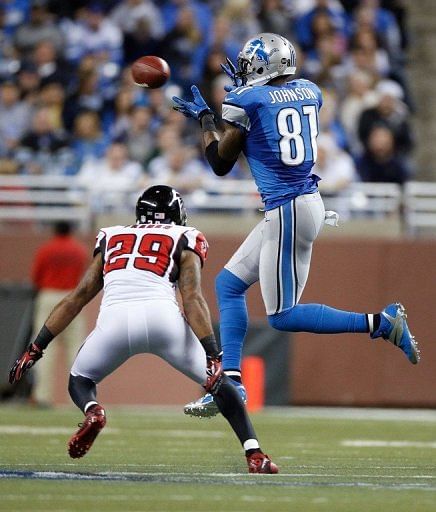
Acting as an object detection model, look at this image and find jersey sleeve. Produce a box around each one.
[93,229,107,258]
[314,83,323,109]
[183,228,208,266]
[222,87,252,132]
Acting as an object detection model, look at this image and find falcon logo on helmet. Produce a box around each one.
[236,33,297,87]
[136,185,187,226]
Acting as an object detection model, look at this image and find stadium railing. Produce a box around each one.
[0,175,91,231]
[403,181,436,235]
[0,175,435,236]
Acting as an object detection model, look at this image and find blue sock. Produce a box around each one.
[268,303,369,333]
[215,269,250,372]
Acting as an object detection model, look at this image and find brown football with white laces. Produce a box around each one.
[131,56,171,89]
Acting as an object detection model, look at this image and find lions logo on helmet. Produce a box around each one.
[236,33,297,87]
[246,38,272,66]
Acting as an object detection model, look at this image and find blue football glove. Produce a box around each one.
[220,57,243,88]
[172,85,213,120]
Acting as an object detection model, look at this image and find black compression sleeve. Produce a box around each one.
[205,141,237,176]
[199,334,220,358]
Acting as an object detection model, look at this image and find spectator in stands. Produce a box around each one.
[31,40,72,90]
[313,132,358,219]
[257,0,294,39]
[0,80,32,157]
[161,0,213,42]
[38,81,66,131]
[319,88,348,150]
[339,70,378,157]
[356,125,410,184]
[62,58,107,131]
[121,15,160,64]
[1,1,29,38]
[119,105,154,165]
[295,0,349,52]
[303,29,347,91]
[208,74,231,117]
[148,144,210,195]
[151,124,184,160]
[346,39,382,83]
[209,15,240,64]
[351,0,401,66]
[30,221,88,407]
[358,79,413,158]
[16,106,71,175]
[62,3,122,67]
[110,0,164,41]
[161,5,208,92]
[313,133,358,193]
[69,110,110,175]
[14,0,64,56]
[221,0,261,47]
[109,87,136,140]
[77,141,143,212]
[201,48,230,103]
[0,6,19,82]
[348,25,391,79]
[15,61,41,104]
[147,88,173,132]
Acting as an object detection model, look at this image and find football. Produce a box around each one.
[131,56,171,89]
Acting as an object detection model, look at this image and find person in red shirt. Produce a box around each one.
[31,221,88,406]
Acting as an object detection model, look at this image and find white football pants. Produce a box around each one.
[225,192,325,315]
[70,299,207,385]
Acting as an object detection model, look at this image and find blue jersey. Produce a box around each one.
[222,79,322,210]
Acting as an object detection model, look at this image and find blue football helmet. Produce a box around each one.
[236,33,297,86]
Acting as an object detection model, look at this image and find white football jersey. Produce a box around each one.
[94,223,208,308]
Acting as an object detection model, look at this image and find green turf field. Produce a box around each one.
[0,405,435,512]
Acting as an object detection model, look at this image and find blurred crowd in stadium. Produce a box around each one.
[0,0,414,213]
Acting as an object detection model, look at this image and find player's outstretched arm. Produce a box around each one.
[179,250,214,341]
[178,250,222,392]
[44,255,103,336]
[9,256,103,384]
[172,85,243,176]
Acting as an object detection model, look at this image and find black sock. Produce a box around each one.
[226,375,242,384]
[373,314,381,333]
[68,374,97,413]
[213,375,257,446]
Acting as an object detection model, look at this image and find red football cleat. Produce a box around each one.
[246,452,279,474]
[68,405,106,459]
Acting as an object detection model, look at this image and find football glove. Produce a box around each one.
[204,351,223,394]
[220,57,243,88]
[9,343,43,384]
[172,85,213,120]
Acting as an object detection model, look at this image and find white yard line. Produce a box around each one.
[342,440,436,448]
[266,407,436,422]
[0,426,119,435]
[0,425,225,437]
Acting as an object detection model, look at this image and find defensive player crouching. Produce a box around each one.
[9,185,278,474]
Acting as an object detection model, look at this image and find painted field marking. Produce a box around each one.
[342,440,436,448]
[1,470,436,491]
[0,426,224,438]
